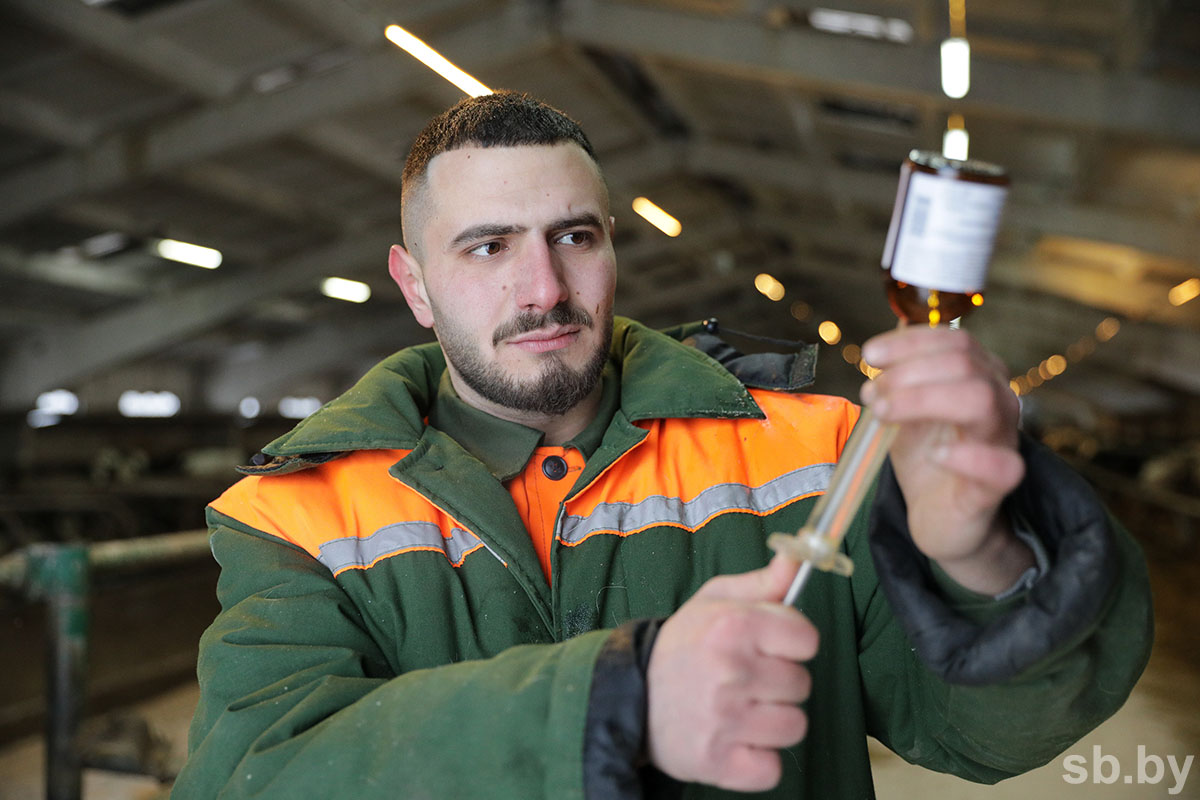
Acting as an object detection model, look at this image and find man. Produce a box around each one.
[174,92,1152,799]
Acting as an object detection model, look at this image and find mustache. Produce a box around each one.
[493,303,594,346]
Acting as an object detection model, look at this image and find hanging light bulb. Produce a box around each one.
[940,37,970,99]
[942,113,969,160]
[942,127,969,160]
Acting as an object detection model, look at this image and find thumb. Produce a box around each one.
[700,553,801,602]
[760,552,802,602]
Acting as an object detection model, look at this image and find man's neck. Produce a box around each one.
[444,372,603,446]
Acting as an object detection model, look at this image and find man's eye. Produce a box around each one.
[468,241,503,257]
[557,231,593,246]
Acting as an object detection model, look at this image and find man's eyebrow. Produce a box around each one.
[448,223,525,249]
[550,213,605,231]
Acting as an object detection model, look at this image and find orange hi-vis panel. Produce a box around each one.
[557,389,858,547]
[210,449,494,576]
[210,389,858,578]
[508,447,586,581]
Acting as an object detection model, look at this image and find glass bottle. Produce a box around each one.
[771,150,1010,605]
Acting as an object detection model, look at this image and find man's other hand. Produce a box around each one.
[861,325,1033,594]
[645,554,818,791]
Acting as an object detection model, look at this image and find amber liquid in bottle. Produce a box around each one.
[881,151,1010,327]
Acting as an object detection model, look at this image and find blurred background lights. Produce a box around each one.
[942,127,969,161]
[37,389,80,416]
[818,320,842,345]
[807,8,914,43]
[1168,278,1200,306]
[28,389,81,428]
[1096,317,1121,342]
[321,277,372,303]
[118,390,181,418]
[279,396,322,419]
[632,197,682,237]
[384,24,491,97]
[26,411,60,429]
[238,397,262,419]
[754,273,786,301]
[940,37,970,99]
[155,238,223,269]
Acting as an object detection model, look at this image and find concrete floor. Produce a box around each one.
[1,543,1194,799]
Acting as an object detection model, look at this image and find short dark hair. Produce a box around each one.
[402,91,598,187]
[400,91,602,257]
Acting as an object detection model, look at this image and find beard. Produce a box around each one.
[433,301,612,416]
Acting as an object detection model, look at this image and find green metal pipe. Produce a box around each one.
[0,530,211,799]
[27,544,89,800]
[0,530,210,592]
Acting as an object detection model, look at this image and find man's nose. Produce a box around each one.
[515,240,569,312]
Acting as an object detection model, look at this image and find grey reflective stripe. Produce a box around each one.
[558,462,836,546]
[318,522,489,574]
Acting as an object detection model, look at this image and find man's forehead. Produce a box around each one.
[425,141,601,185]
[421,142,608,234]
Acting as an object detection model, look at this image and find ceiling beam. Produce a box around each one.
[0,50,418,225]
[990,254,1200,331]
[265,0,491,47]
[0,245,153,297]
[559,0,1200,146]
[978,289,1200,396]
[0,88,97,148]
[0,228,397,409]
[204,310,430,410]
[630,139,1200,265]
[0,5,548,227]
[6,0,243,99]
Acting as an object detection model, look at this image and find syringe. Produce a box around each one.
[769,406,898,605]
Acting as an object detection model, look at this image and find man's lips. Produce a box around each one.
[506,326,581,353]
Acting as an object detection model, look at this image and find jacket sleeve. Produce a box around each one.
[852,434,1154,783]
[173,513,655,800]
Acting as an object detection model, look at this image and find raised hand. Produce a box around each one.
[861,325,1034,594]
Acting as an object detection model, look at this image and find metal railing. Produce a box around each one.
[0,530,210,800]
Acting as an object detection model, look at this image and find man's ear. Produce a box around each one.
[389,244,434,329]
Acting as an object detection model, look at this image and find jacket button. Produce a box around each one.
[542,455,568,480]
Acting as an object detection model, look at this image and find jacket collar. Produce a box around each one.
[426,366,620,482]
[260,316,762,458]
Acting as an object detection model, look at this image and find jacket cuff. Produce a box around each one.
[583,618,672,800]
[867,432,1121,686]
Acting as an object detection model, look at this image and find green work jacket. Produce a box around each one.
[174,317,1152,799]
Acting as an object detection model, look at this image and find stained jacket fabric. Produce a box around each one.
[174,317,1153,799]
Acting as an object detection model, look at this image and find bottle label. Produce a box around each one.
[884,169,1008,293]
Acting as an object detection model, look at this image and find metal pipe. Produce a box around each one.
[0,530,209,592]
[0,530,211,799]
[0,550,27,592]
[27,543,89,800]
[88,529,210,572]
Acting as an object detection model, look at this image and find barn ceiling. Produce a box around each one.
[2,0,1199,426]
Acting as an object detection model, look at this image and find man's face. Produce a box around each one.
[391,143,617,417]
